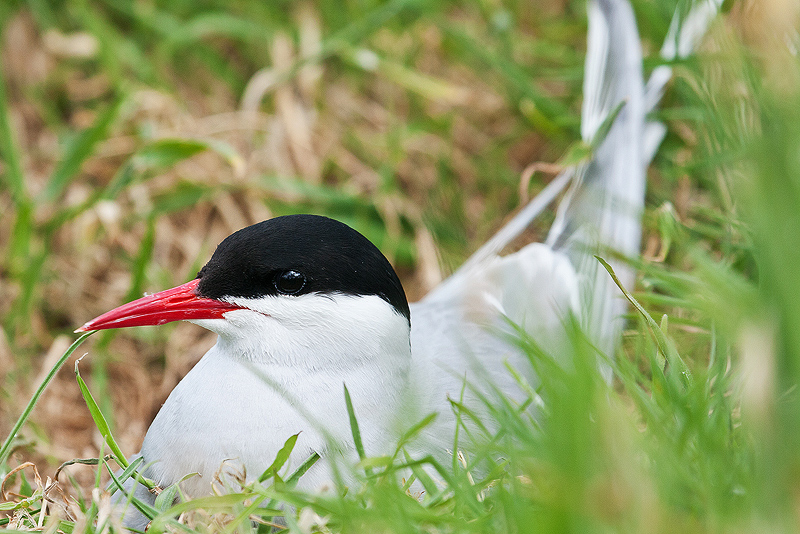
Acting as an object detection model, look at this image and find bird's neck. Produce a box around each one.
[214,294,411,370]
[204,295,414,455]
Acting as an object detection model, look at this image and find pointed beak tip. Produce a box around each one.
[72,279,240,333]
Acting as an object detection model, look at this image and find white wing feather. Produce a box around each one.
[411,0,721,390]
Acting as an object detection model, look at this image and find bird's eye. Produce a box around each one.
[274,270,306,295]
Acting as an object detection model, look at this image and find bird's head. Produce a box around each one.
[78,215,411,365]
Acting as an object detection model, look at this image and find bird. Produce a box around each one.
[82,213,587,530]
[77,0,720,529]
[80,214,425,526]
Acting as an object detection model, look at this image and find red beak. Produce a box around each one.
[76,279,243,332]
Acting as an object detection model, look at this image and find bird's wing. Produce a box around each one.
[411,0,721,380]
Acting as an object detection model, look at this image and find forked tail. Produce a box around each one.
[425,0,721,360]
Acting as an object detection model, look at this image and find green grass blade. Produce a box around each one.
[106,455,144,492]
[401,450,438,496]
[257,432,299,483]
[147,493,254,534]
[153,481,181,512]
[588,100,626,149]
[343,383,366,462]
[106,461,160,523]
[73,356,128,467]
[0,45,27,205]
[596,255,693,387]
[285,451,320,487]
[0,332,95,468]
[103,138,243,202]
[393,412,437,458]
[40,93,126,203]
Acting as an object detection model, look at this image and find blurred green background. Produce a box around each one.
[2,0,800,532]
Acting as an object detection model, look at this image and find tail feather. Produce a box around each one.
[416,0,721,361]
[547,0,722,358]
[546,0,647,359]
[408,0,720,456]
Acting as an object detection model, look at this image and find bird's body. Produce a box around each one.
[77,0,720,529]
[96,221,584,530]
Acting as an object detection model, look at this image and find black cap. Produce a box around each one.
[196,215,410,323]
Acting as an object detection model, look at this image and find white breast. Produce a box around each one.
[139,293,413,496]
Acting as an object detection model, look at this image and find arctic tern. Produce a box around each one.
[77,0,721,528]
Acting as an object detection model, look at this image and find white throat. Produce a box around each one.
[194,292,411,368]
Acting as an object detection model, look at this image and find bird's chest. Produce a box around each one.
[139,350,406,495]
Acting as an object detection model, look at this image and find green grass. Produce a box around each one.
[2,0,799,532]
